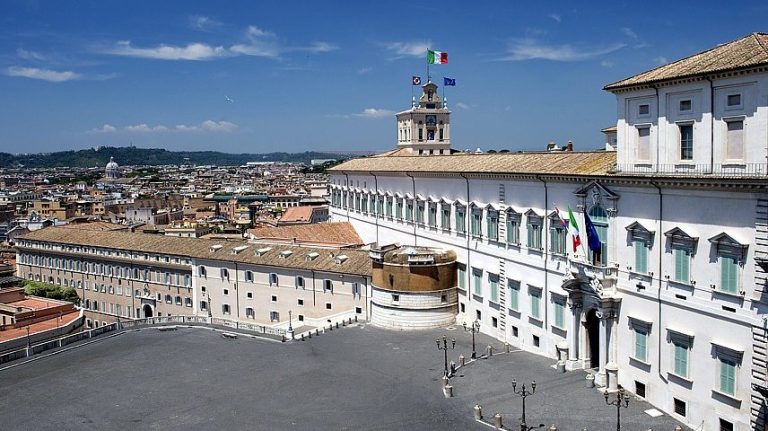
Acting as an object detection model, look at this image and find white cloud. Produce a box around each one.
[382,41,431,59]
[105,40,230,61]
[358,66,373,74]
[91,120,238,133]
[17,48,46,61]
[500,38,625,61]
[653,56,669,66]
[455,102,471,110]
[621,27,638,40]
[190,15,222,32]
[600,59,614,68]
[5,66,81,82]
[549,13,562,23]
[200,120,238,132]
[354,108,394,119]
[90,124,117,133]
[303,41,339,53]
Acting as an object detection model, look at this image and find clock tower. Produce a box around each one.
[395,81,452,155]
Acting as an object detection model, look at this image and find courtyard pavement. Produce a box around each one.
[0,324,684,430]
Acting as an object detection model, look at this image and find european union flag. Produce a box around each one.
[584,213,602,252]
[443,77,456,86]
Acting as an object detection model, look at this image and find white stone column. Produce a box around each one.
[566,304,581,369]
[596,313,608,386]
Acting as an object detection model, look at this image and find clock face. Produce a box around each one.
[426,115,436,125]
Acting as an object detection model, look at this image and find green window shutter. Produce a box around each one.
[720,358,736,395]
[635,241,648,273]
[635,329,647,361]
[554,300,564,328]
[721,256,738,293]
[458,267,466,289]
[674,342,688,377]
[531,292,540,319]
[490,277,498,302]
[473,271,482,296]
[508,281,519,310]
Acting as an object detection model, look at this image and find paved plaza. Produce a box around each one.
[0,324,683,430]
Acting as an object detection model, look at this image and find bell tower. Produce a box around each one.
[395,81,451,155]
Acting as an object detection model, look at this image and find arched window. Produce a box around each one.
[165,294,172,303]
[175,296,182,305]
[588,204,609,265]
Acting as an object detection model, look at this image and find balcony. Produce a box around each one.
[611,163,767,177]
[568,260,618,293]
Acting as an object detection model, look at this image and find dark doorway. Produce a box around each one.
[142,304,153,318]
[585,309,600,369]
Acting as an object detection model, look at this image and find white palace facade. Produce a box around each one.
[328,33,768,430]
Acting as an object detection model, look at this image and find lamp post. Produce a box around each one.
[604,388,630,431]
[463,320,480,359]
[511,378,536,431]
[436,335,456,377]
[288,310,293,332]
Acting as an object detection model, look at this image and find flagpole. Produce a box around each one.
[426,48,430,83]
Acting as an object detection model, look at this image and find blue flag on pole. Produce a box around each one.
[443,77,456,86]
[584,213,602,251]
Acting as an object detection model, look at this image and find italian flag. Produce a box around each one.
[567,206,582,252]
[427,50,448,64]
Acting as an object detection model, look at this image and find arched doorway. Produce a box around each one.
[142,304,153,318]
[585,309,600,369]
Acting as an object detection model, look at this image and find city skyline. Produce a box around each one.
[1,0,766,154]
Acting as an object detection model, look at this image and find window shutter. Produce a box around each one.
[720,358,736,395]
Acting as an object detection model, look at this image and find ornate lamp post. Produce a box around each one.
[288,310,293,332]
[463,320,480,359]
[511,379,536,431]
[605,388,630,431]
[436,335,456,377]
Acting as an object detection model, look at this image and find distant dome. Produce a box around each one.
[105,157,120,179]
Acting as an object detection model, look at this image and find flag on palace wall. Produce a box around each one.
[412,76,422,86]
[443,77,456,86]
[427,50,448,64]
[584,212,602,252]
[566,207,582,252]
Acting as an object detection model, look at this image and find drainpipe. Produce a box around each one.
[650,181,664,378]
[370,172,380,245]
[234,262,240,320]
[311,269,316,307]
[405,172,417,245]
[704,76,715,173]
[536,175,549,330]
[651,85,660,173]
[460,172,471,303]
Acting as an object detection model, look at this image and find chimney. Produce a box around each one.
[565,141,573,152]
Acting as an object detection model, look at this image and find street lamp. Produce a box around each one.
[604,388,630,431]
[436,335,456,377]
[463,320,480,359]
[511,378,536,431]
[288,310,293,332]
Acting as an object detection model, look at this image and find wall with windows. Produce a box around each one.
[614,72,768,174]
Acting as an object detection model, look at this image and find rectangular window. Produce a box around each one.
[470,210,482,237]
[428,203,437,227]
[679,124,693,161]
[719,357,736,395]
[507,279,520,311]
[720,419,734,431]
[506,214,519,244]
[527,219,542,249]
[634,327,648,362]
[720,255,739,294]
[725,120,744,161]
[550,226,566,254]
[634,240,648,274]
[323,279,333,293]
[487,210,498,241]
[441,206,451,231]
[458,265,466,290]
[395,198,402,219]
[673,340,689,378]
[416,202,425,224]
[726,94,741,107]
[472,268,482,296]
[489,274,498,303]
[530,289,541,320]
[638,104,650,116]
[673,398,686,417]
[455,207,466,234]
[637,127,650,161]
[553,298,565,329]
[673,247,691,284]
[679,99,692,112]
[269,273,278,286]
[405,200,413,222]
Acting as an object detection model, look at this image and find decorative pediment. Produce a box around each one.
[625,221,655,240]
[505,206,522,215]
[547,210,564,221]
[664,227,698,248]
[415,193,426,201]
[708,232,748,260]
[428,195,441,203]
[524,208,543,219]
[574,180,619,201]
[453,198,468,207]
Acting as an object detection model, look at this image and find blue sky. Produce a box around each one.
[1,1,766,155]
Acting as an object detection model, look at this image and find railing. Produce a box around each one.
[121,315,286,337]
[612,163,767,177]
[568,260,618,292]
[0,322,118,366]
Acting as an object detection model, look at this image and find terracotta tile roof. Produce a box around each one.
[248,222,363,247]
[329,151,616,176]
[60,221,128,231]
[604,33,768,91]
[19,226,371,276]
[0,310,81,343]
[280,206,313,223]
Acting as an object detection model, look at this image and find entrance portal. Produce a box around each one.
[585,309,600,369]
[142,304,153,318]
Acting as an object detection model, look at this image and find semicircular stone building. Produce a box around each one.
[369,245,457,330]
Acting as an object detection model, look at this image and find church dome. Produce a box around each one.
[105,157,120,179]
